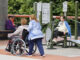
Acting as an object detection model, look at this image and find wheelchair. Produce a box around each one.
[6,36,37,56]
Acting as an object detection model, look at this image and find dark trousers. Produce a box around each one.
[53,30,64,38]
[28,38,44,56]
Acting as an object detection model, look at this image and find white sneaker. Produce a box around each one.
[41,54,46,57]
[53,40,57,43]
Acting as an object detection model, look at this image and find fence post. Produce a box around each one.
[75,1,78,40]
[34,2,37,17]
[49,2,54,49]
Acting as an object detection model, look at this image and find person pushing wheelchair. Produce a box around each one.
[27,14,45,57]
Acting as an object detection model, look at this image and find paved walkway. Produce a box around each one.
[0,54,40,60]
[0,40,80,60]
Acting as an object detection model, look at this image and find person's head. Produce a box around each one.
[30,14,38,22]
[60,16,65,21]
[8,16,15,20]
[21,18,27,25]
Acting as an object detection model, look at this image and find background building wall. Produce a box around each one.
[0,0,8,30]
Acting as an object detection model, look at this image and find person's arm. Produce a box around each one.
[27,21,33,31]
[8,26,21,37]
[54,22,60,30]
[12,26,21,35]
[65,21,71,37]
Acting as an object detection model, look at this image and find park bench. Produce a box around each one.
[68,40,80,48]
[0,30,13,40]
[47,34,68,48]
[53,35,80,48]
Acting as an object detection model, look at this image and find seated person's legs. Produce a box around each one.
[52,30,59,42]
[5,38,13,52]
[58,31,64,37]
[53,30,64,42]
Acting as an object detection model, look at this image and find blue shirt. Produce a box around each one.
[5,19,15,31]
[64,21,71,39]
[28,20,44,40]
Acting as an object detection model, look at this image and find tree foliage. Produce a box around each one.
[8,0,34,14]
[8,0,80,16]
[8,0,80,34]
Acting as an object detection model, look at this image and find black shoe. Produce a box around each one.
[5,48,11,52]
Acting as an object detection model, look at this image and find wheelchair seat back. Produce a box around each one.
[22,29,29,41]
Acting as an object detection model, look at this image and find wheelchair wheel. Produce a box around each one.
[11,38,26,56]
[25,43,37,54]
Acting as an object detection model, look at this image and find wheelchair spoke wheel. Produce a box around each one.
[11,39,26,56]
[25,43,37,54]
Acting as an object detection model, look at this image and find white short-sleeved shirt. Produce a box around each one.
[57,21,68,33]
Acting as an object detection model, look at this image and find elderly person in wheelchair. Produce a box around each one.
[5,18,29,55]
[53,16,71,43]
